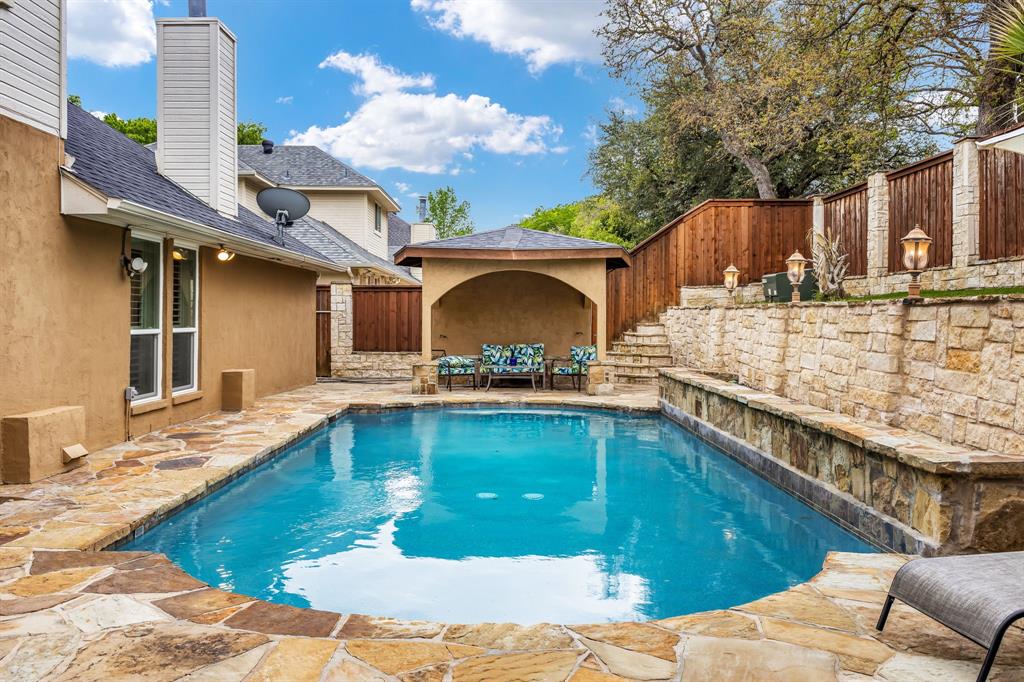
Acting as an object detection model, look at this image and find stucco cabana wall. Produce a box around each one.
[420,258,609,362]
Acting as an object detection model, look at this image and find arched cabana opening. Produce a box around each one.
[393,226,631,365]
[430,270,596,358]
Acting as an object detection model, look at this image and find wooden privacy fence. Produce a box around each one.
[607,199,812,341]
[887,150,953,272]
[823,183,868,277]
[352,286,422,352]
[980,147,1024,261]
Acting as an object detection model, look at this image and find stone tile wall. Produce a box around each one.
[660,369,1024,554]
[329,283,419,379]
[662,296,1024,455]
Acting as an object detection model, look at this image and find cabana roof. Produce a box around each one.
[394,226,631,269]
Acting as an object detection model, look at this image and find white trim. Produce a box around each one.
[129,234,163,404]
[171,244,200,395]
[59,0,67,139]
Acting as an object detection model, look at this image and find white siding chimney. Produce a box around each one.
[156,14,237,216]
[0,0,67,138]
[411,222,437,243]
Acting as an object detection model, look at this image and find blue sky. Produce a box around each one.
[67,0,637,228]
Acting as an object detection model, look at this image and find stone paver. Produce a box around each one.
[0,381,1018,680]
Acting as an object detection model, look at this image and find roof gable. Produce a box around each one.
[238,145,377,188]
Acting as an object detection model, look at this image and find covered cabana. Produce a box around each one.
[394,227,630,363]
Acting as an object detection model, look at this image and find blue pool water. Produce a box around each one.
[127,408,875,623]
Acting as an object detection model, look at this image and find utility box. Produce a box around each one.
[762,271,819,302]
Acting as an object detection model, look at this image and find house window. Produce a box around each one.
[172,246,199,393]
[374,203,382,233]
[129,236,162,402]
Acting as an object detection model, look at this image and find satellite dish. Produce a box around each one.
[257,187,310,245]
[257,187,310,225]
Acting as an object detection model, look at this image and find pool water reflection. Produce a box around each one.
[127,408,875,623]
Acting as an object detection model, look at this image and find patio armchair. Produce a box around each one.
[876,551,1024,682]
[481,343,545,391]
[437,354,479,390]
[550,344,597,392]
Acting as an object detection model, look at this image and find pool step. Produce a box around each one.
[608,323,671,386]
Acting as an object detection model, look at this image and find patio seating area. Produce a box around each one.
[437,343,598,392]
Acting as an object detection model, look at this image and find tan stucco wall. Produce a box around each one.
[431,271,593,357]
[130,249,317,436]
[1,113,319,465]
[0,115,129,454]
[420,258,608,361]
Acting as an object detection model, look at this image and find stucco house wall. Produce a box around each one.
[1,114,317,460]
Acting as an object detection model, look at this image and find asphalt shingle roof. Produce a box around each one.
[288,215,416,282]
[64,105,330,262]
[388,213,412,249]
[238,145,378,188]
[407,225,623,251]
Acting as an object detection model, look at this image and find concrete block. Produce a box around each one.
[222,369,256,411]
[1,406,86,483]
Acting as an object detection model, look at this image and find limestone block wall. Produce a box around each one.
[329,283,419,379]
[661,296,1024,455]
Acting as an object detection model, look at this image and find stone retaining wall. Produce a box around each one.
[661,296,1024,455]
[660,368,1024,554]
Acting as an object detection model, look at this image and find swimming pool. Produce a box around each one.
[127,407,875,623]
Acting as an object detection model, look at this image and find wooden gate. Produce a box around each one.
[316,286,331,377]
[352,286,422,352]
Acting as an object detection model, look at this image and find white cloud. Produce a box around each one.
[582,123,598,145]
[395,181,412,193]
[90,110,108,119]
[411,0,603,74]
[288,52,565,174]
[609,97,637,116]
[68,0,156,68]
[319,51,435,95]
[276,95,294,104]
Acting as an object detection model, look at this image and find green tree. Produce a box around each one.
[520,197,641,248]
[237,121,268,144]
[103,113,158,144]
[67,94,82,107]
[599,0,949,198]
[425,186,474,239]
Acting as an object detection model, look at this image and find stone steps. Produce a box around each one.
[610,341,672,356]
[607,322,671,386]
[606,352,673,367]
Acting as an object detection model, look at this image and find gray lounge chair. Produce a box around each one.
[876,552,1024,682]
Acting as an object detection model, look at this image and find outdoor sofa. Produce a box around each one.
[550,344,597,391]
[876,551,1024,682]
[481,343,545,391]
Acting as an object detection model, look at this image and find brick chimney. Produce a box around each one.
[155,1,237,216]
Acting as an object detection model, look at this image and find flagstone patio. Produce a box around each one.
[0,381,1020,680]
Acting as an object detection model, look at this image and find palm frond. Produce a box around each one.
[991,0,1024,65]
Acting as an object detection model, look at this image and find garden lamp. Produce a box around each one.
[900,225,932,300]
[723,264,740,296]
[785,251,808,302]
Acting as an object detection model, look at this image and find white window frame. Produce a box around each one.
[171,243,200,395]
[130,233,163,405]
[374,203,382,233]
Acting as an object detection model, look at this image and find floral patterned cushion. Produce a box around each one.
[512,343,544,369]
[553,345,596,375]
[482,344,511,367]
[438,355,476,375]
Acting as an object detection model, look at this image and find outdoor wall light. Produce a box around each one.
[216,245,236,262]
[900,225,932,300]
[785,251,808,302]
[723,264,740,294]
[172,247,186,261]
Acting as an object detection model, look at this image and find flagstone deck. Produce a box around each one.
[0,381,1020,680]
